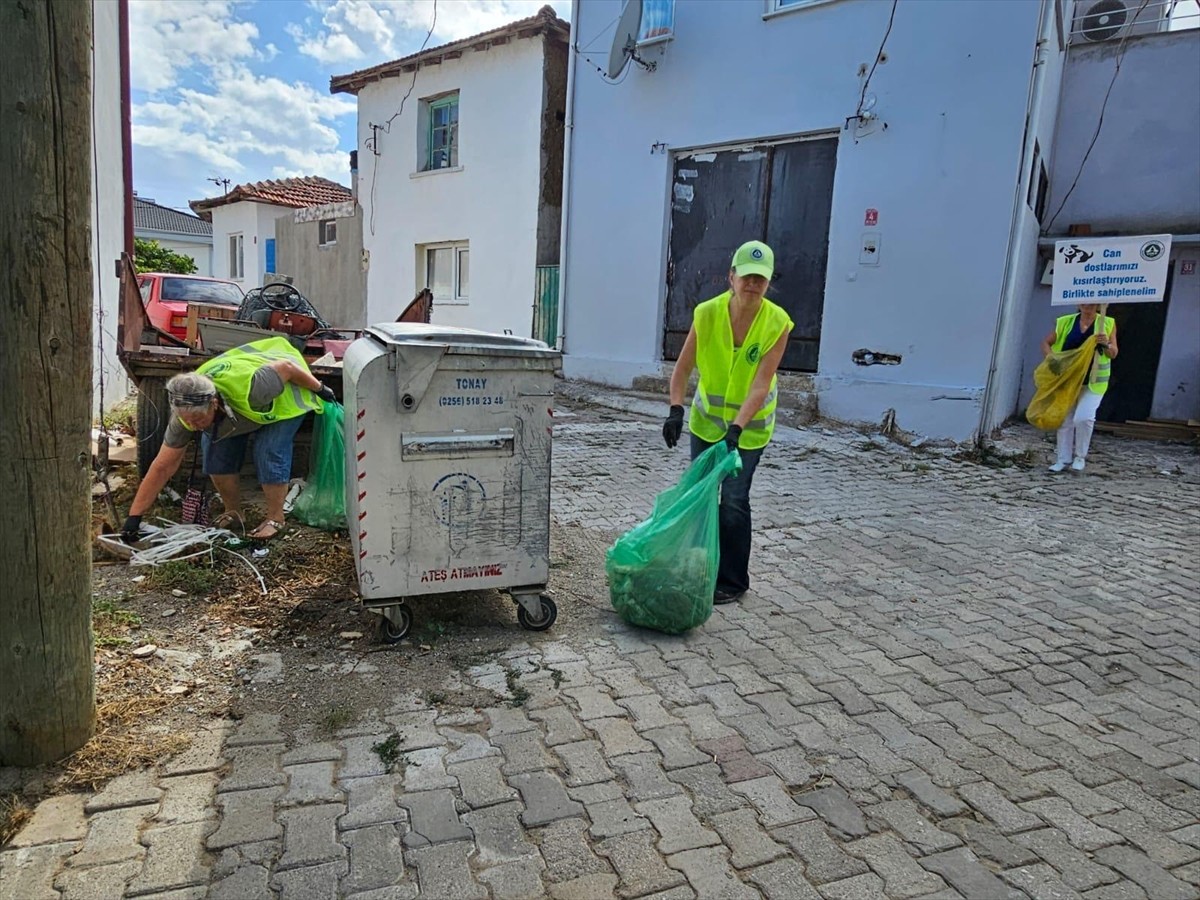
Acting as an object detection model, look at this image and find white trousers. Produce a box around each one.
[1056,389,1103,464]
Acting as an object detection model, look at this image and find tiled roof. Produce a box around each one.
[134,197,212,237]
[330,5,567,95]
[189,176,352,215]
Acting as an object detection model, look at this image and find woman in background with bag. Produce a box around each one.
[1039,303,1118,473]
[662,240,792,605]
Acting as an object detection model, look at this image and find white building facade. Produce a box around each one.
[332,7,568,336]
[133,197,213,276]
[560,0,1069,440]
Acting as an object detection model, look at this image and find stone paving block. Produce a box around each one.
[1092,845,1198,900]
[68,804,149,868]
[758,746,819,788]
[1013,828,1122,892]
[746,857,821,900]
[549,872,620,900]
[11,794,88,847]
[612,752,681,802]
[281,740,342,766]
[512,771,585,827]
[792,785,869,837]
[208,862,272,900]
[206,786,284,850]
[1172,862,1200,888]
[667,847,760,899]
[772,821,869,885]
[567,686,625,720]
[818,872,888,900]
[588,796,652,840]
[597,664,655,699]
[698,735,773,783]
[277,804,346,870]
[536,818,610,883]
[397,789,470,847]
[225,713,285,747]
[728,713,793,755]
[85,771,162,814]
[895,770,969,818]
[637,795,720,855]
[731,776,817,829]
[126,822,213,896]
[1031,769,1124,817]
[281,761,344,807]
[844,834,948,899]
[163,722,232,778]
[1165,762,1200,790]
[409,841,487,899]
[1000,863,1085,900]
[958,781,1044,834]
[596,830,687,898]
[480,857,549,900]
[486,706,538,737]
[556,739,617,787]
[152,773,217,827]
[619,695,683,732]
[117,888,206,900]
[1078,881,1149,899]
[271,860,349,900]
[917,847,1025,900]
[341,823,407,895]
[495,729,556,776]
[54,858,141,900]
[217,744,286,793]
[590,716,655,757]
[1021,798,1123,851]
[339,735,393,779]
[667,763,751,817]
[695,683,756,719]
[338,774,406,830]
[643,726,711,770]
[0,842,79,900]
[463,801,538,866]
[711,809,788,869]
[449,756,518,810]
[938,816,1040,869]
[676,704,738,741]
[870,800,961,854]
[442,728,499,764]
[1097,810,1200,869]
[639,885,697,900]
[529,706,588,746]
[401,746,456,792]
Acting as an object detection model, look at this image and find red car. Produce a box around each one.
[137,273,245,341]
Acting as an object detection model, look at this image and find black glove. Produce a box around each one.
[724,424,743,452]
[120,515,143,544]
[662,405,684,448]
[316,383,337,404]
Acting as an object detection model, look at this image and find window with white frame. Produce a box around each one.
[768,0,840,13]
[228,233,244,280]
[639,0,675,43]
[420,92,459,171]
[424,242,469,305]
[319,219,337,246]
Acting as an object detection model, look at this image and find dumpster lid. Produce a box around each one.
[366,322,557,357]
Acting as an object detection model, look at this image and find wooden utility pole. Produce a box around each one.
[0,0,96,764]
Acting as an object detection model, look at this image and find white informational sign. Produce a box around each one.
[1050,234,1172,306]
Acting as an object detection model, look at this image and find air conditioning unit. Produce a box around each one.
[1071,0,1170,43]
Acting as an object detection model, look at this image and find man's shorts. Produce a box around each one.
[202,415,306,484]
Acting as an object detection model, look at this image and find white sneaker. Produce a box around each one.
[1048,461,1067,473]
[1071,458,1086,472]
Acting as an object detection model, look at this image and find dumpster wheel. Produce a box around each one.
[516,594,557,632]
[377,606,412,644]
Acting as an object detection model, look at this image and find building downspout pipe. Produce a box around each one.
[555,0,580,351]
[118,0,134,258]
[977,0,1049,445]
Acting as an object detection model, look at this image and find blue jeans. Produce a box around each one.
[691,433,763,596]
[202,415,306,484]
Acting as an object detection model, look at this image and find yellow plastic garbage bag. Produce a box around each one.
[1025,335,1097,431]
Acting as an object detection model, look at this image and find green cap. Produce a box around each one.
[731,241,774,279]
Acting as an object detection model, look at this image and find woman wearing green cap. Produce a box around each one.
[662,240,793,604]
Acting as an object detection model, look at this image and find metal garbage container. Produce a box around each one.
[342,323,562,642]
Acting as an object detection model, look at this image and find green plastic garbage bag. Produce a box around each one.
[606,443,743,634]
[292,400,346,531]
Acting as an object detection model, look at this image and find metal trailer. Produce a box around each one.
[342,323,562,642]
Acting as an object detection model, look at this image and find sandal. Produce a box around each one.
[212,511,245,532]
[249,519,287,541]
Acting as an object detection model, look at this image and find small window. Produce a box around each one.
[425,93,459,171]
[768,0,840,13]
[639,0,675,43]
[424,241,469,305]
[228,234,244,280]
[319,219,337,246]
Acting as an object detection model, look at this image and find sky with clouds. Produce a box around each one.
[130,0,570,214]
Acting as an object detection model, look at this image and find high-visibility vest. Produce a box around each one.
[689,292,793,450]
[195,336,324,425]
[1052,313,1114,396]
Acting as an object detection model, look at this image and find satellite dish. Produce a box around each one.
[607,0,656,79]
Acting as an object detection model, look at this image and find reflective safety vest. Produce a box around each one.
[689,292,793,450]
[196,336,324,424]
[1052,313,1114,396]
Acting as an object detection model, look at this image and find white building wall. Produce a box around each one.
[91,0,129,412]
[211,201,290,289]
[150,236,213,276]
[562,0,1045,440]
[356,38,545,334]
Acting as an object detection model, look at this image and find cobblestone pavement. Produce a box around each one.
[4,398,1199,899]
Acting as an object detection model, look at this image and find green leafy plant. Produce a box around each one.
[143,561,221,594]
[372,733,403,772]
[134,238,198,275]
